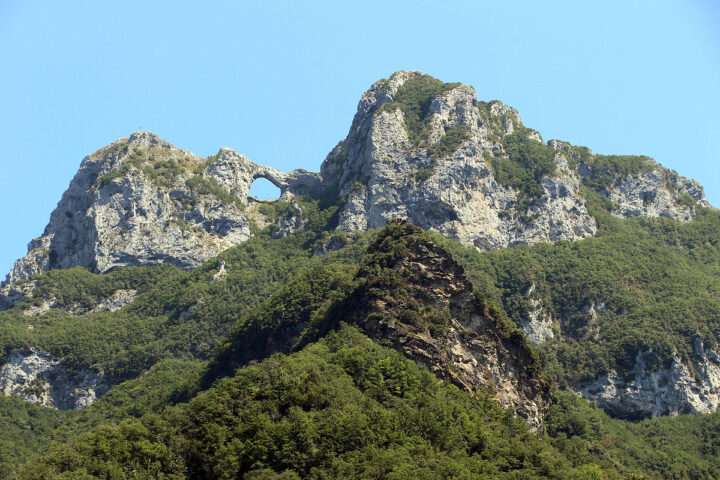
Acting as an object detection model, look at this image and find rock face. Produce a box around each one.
[18,288,138,317]
[605,169,710,221]
[0,279,39,311]
[318,71,710,251]
[1,132,321,306]
[0,348,106,409]
[548,139,712,219]
[579,339,720,419]
[91,289,137,313]
[320,71,598,250]
[520,284,555,346]
[334,221,550,430]
[3,71,712,309]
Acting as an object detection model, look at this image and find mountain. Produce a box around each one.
[1,71,720,478]
[0,131,321,296]
[2,72,710,302]
[207,221,550,430]
[322,71,708,245]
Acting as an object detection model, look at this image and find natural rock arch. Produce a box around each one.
[248,176,282,201]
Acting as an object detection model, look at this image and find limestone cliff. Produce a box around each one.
[0,348,106,410]
[3,71,711,308]
[579,339,720,420]
[321,71,711,249]
[1,131,320,307]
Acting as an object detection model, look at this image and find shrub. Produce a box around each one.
[490,127,557,211]
[379,74,467,159]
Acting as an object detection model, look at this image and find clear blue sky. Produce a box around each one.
[1,0,719,278]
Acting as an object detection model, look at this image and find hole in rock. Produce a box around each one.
[249,177,281,201]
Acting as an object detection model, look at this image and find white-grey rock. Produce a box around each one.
[322,71,598,251]
[19,288,137,317]
[211,261,227,282]
[521,284,554,345]
[91,289,137,313]
[0,279,38,311]
[270,202,306,239]
[579,344,720,419]
[605,169,711,221]
[548,139,712,223]
[320,70,713,252]
[4,237,52,288]
[21,301,53,317]
[1,132,322,309]
[0,348,107,409]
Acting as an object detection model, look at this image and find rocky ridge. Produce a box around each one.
[579,339,720,419]
[19,288,137,317]
[0,71,716,420]
[320,71,710,250]
[323,221,550,430]
[322,72,598,250]
[1,131,321,308]
[3,72,711,306]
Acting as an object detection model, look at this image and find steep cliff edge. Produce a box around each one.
[3,71,712,309]
[321,71,597,249]
[579,340,720,420]
[1,131,320,308]
[0,348,106,410]
[302,221,551,429]
[207,221,550,429]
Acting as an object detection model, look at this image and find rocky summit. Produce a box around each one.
[324,72,709,243]
[2,131,320,292]
[1,71,720,479]
[2,71,710,305]
[329,221,551,430]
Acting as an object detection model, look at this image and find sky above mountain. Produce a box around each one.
[1,0,718,277]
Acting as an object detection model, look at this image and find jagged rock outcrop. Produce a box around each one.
[3,71,712,312]
[549,140,712,220]
[0,278,39,311]
[0,348,106,409]
[579,338,720,419]
[320,71,598,250]
[18,288,137,317]
[91,289,137,313]
[605,169,710,221]
[329,221,550,430]
[206,221,550,429]
[1,132,321,307]
[520,283,555,345]
[320,71,710,250]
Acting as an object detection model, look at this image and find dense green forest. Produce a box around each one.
[1,202,720,477]
[8,327,720,479]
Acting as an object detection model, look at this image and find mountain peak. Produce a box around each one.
[206,219,550,429]
[320,72,711,247]
[1,72,713,309]
[127,130,167,146]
